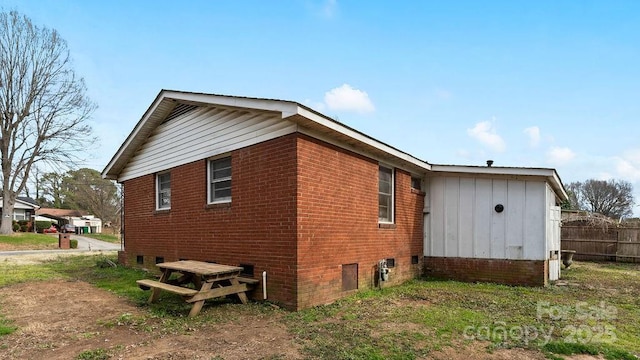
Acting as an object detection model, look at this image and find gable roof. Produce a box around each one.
[36,208,89,218]
[102,89,567,201]
[0,197,40,210]
[101,90,432,180]
[17,196,40,207]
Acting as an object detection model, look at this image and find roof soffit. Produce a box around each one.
[102,91,299,180]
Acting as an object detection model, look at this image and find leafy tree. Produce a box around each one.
[564,182,581,210]
[0,11,95,234]
[38,171,67,208]
[61,168,120,229]
[566,179,634,219]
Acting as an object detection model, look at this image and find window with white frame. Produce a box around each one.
[208,156,232,203]
[156,172,171,210]
[13,209,26,221]
[378,165,394,223]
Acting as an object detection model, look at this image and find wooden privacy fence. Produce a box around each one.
[561,226,640,262]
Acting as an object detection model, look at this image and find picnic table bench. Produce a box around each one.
[136,260,258,317]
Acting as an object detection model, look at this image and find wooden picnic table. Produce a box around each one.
[136,260,257,317]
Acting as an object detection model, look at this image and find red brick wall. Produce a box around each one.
[122,133,424,310]
[123,134,299,308]
[423,257,548,286]
[296,135,424,309]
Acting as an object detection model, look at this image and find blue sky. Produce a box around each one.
[3,0,640,211]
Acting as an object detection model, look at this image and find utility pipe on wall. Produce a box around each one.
[262,271,267,300]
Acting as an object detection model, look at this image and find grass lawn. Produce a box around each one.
[0,257,638,359]
[0,232,120,250]
[0,233,59,250]
[81,233,120,244]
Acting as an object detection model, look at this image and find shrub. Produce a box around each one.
[35,220,53,231]
[12,221,19,232]
[16,220,31,232]
[70,239,78,249]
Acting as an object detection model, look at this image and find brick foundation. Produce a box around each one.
[117,251,127,266]
[423,257,548,286]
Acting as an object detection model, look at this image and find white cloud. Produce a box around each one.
[614,149,640,181]
[547,146,576,166]
[466,120,506,152]
[324,84,375,114]
[524,126,541,147]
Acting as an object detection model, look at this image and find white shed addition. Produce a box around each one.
[424,164,567,286]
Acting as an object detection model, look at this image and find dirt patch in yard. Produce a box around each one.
[0,280,302,359]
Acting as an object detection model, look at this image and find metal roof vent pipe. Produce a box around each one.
[486,160,494,167]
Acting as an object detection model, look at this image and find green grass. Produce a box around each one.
[75,348,110,360]
[0,232,58,249]
[0,232,120,250]
[0,257,638,359]
[543,341,638,360]
[0,313,16,336]
[285,262,640,359]
[81,233,120,244]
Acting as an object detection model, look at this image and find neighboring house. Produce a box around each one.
[36,208,103,233]
[0,197,40,221]
[102,90,568,310]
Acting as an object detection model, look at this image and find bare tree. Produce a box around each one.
[567,179,634,219]
[0,11,95,233]
[24,164,43,199]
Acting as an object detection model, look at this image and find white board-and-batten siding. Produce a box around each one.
[118,106,297,181]
[427,176,547,260]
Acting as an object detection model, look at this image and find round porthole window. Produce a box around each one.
[495,204,504,213]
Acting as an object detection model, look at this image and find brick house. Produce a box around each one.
[102,90,567,310]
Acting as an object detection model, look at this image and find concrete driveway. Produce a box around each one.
[0,234,120,257]
[71,235,120,251]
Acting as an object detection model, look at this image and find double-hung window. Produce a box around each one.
[378,165,394,223]
[209,156,232,203]
[156,172,171,210]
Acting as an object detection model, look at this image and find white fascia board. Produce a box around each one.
[550,171,569,201]
[164,91,299,117]
[101,90,300,180]
[102,90,170,180]
[431,164,553,176]
[431,164,568,201]
[295,106,431,171]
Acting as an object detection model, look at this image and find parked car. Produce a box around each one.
[41,225,58,234]
[61,224,76,233]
